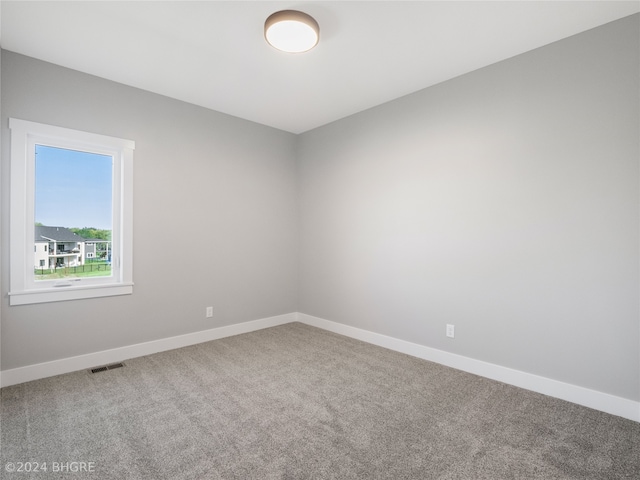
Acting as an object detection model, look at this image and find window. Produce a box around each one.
[9,118,134,305]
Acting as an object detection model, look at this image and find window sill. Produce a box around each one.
[9,283,134,306]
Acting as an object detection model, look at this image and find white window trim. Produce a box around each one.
[9,118,134,305]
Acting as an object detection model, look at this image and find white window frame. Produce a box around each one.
[9,118,134,305]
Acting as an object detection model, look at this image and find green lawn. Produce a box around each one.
[35,262,112,280]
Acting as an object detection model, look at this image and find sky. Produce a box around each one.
[35,145,113,230]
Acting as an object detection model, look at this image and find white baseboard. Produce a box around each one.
[297,313,640,423]
[2,311,638,422]
[0,312,296,388]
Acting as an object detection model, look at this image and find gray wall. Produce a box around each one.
[297,15,640,401]
[1,51,298,369]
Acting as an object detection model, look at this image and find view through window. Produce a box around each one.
[34,145,114,280]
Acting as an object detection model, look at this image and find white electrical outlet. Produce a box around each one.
[206,306,214,318]
[446,324,455,338]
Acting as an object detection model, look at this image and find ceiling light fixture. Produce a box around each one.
[265,10,319,53]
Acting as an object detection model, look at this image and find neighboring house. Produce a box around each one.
[34,226,86,269]
[83,238,112,262]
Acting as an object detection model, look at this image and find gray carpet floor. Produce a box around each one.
[1,322,639,479]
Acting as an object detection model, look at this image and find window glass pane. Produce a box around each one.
[34,145,113,280]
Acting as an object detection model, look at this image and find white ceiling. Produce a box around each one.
[1,1,639,134]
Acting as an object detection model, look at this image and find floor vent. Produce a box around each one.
[90,362,125,374]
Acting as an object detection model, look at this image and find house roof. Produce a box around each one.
[35,226,85,243]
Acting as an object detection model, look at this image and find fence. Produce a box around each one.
[35,263,112,277]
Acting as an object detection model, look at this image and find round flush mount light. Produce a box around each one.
[265,10,319,53]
